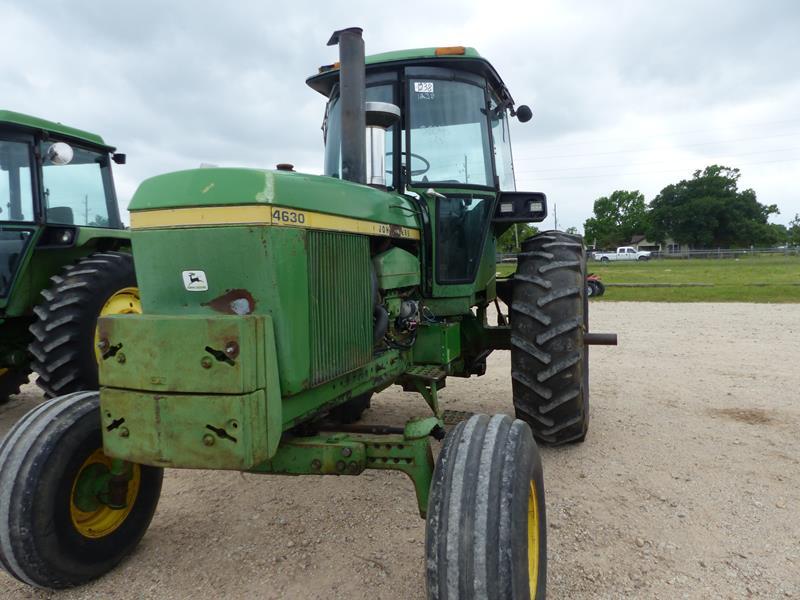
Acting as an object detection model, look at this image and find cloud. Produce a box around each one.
[2,0,798,231]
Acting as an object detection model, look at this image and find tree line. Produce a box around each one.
[582,165,797,250]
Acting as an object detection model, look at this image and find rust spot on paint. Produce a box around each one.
[202,289,257,315]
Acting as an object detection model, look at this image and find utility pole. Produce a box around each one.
[84,194,89,224]
[553,202,558,231]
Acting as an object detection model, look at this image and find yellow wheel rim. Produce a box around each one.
[94,286,141,363]
[70,449,141,539]
[0,368,8,378]
[528,482,540,597]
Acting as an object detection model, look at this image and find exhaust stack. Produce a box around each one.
[328,27,366,184]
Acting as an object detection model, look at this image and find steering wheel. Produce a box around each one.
[386,152,430,177]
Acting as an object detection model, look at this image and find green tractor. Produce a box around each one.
[0,111,138,404]
[0,29,615,597]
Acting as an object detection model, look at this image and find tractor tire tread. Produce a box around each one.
[28,252,136,398]
[511,230,590,446]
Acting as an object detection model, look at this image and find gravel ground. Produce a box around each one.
[1,302,799,599]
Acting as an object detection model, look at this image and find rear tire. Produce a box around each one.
[0,368,30,406]
[425,414,546,600]
[600,256,609,263]
[28,252,139,398]
[511,231,590,445]
[0,391,162,589]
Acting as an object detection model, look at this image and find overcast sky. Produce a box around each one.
[2,0,798,231]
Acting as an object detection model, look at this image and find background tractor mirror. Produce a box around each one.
[46,142,74,165]
[515,105,533,123]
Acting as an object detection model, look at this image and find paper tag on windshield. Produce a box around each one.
[414,81,434,93]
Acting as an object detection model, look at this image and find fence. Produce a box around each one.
[620,247,799,260]
[497,247,799,263]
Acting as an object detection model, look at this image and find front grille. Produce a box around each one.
[308,230,372,385]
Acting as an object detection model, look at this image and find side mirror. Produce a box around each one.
[112,153,127,165]
[46,142,74,165]
[515,105,533,123]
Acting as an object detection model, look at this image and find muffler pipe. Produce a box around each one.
[328,27,366,184]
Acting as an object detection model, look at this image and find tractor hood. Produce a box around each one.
[128,168,419,235]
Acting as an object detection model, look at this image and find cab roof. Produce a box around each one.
[0,109,110,149]
[306,46,515,105]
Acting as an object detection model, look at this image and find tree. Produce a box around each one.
[497,224,539,253]
[583,190,647,249]
[647,165,779,248]
[789,214,800,246]
[564,226,579,235]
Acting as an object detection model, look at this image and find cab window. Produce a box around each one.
[436,195,493,283]
[0,140,34,222]
[40,143,116,227]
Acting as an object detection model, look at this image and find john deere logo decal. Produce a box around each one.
[182,270,208,291]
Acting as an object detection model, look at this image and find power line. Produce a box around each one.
[514,117,800,150]
[515,146,800,175]
[514,130,800,161]
[520,156,800,182]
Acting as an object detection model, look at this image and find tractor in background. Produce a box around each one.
[0,111,138,404]
[0,29,616,598]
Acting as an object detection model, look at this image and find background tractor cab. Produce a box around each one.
[0,110,135,403]
[307,45,542,307]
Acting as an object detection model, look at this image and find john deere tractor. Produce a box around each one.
[0,29,615,598]
[0,111,137,404]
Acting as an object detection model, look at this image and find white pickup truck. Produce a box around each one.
[593,246,651,262]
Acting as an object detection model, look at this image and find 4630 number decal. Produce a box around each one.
[272,209,306,224]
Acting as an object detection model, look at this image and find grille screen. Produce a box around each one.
[308,231,372,385]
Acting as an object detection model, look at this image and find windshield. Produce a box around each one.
[41,143,117,227]
[0,139,34,222]
[408,79,493,187]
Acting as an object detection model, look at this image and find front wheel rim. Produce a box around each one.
[527,482,540,596]
[70,449,141,539]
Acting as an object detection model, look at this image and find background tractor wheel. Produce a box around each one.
[327,393,372,424]
[425,414,546,600]
[594,280,606,296]
[511,230,590,445]
[0,391,162,589]
[0,367,30,406]
[28,252,140,398]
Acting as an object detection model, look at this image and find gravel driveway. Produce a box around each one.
[1,302,798,599]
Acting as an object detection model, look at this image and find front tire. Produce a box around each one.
[511,231,590,445]
[0,391,162,589]
[28,252,140,397]
[425,414,547,599]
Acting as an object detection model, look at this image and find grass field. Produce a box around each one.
[496,255,800,302]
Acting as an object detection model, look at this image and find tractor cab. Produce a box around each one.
[307,46,543,294]
[0,110,124,303]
